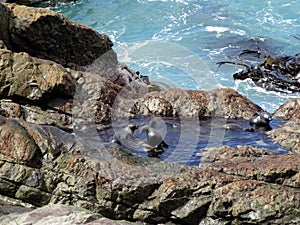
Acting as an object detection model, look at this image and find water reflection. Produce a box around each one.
[97,116,287,166]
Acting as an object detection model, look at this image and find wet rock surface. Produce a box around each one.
[268,98,300,154]
[1,116,300,225]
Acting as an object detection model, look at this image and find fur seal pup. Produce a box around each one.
[111,124,138,145]
[249,111,272,130]
[139,125,168,157]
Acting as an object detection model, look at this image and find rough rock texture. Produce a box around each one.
[0,116,299,225]
[268,98,300,154]
[0,3,113,69]
[0,44,261,128]
[0,3,147,129]
[133,88,261,119]
[198,146,300,225]
[0,48,76,101]
[273,98,300,121]
[0,203,141,225]
[0,48,128,128]
[268,119,300,154]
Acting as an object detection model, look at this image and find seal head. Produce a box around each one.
[111,124,138,145]
[249,111,272,130]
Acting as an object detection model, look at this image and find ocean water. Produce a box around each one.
[51,0,300,112]
[52,1,296,165]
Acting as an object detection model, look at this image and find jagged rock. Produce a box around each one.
[0,99,73,130]
[133,88,261,119]
[0,46,77,129]
[199,146,300,225]
[0,48,76,101]
[207,180,300,225]
[0,203,142,225]
[0,117,300,225]
[201,146,300,187]
[198,145,276,163]
[0,4,147,129]
[268,98,300,154]
[134,146,300,224]
[0,3,113,70]
[0,117,42,167]
[268,120,300,154]
[273,98,300,121]
[0,47,127,128]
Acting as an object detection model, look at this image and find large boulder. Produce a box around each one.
[132,88,261,119]
[0,48,76,101]
[0,3,113,69]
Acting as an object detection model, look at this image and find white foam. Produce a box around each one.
[205,26,245,37]
[205,26,229,34]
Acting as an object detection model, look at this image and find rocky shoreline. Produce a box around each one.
[0,2,299,225]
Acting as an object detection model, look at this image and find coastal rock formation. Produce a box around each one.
[0,48,76,101]
[0,203,138,225]
[0,3,113,70]
[268,98,300,154]
[0,44,262,129]
[273,98,300,120]
[0,46,117,129]
[0,2,300,225]
[132,88,261,119]
[0,120,299,225]
[0,3,147,129]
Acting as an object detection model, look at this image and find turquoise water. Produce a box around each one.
[51,0,300,112]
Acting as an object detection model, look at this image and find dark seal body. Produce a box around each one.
[249,111,272,130]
